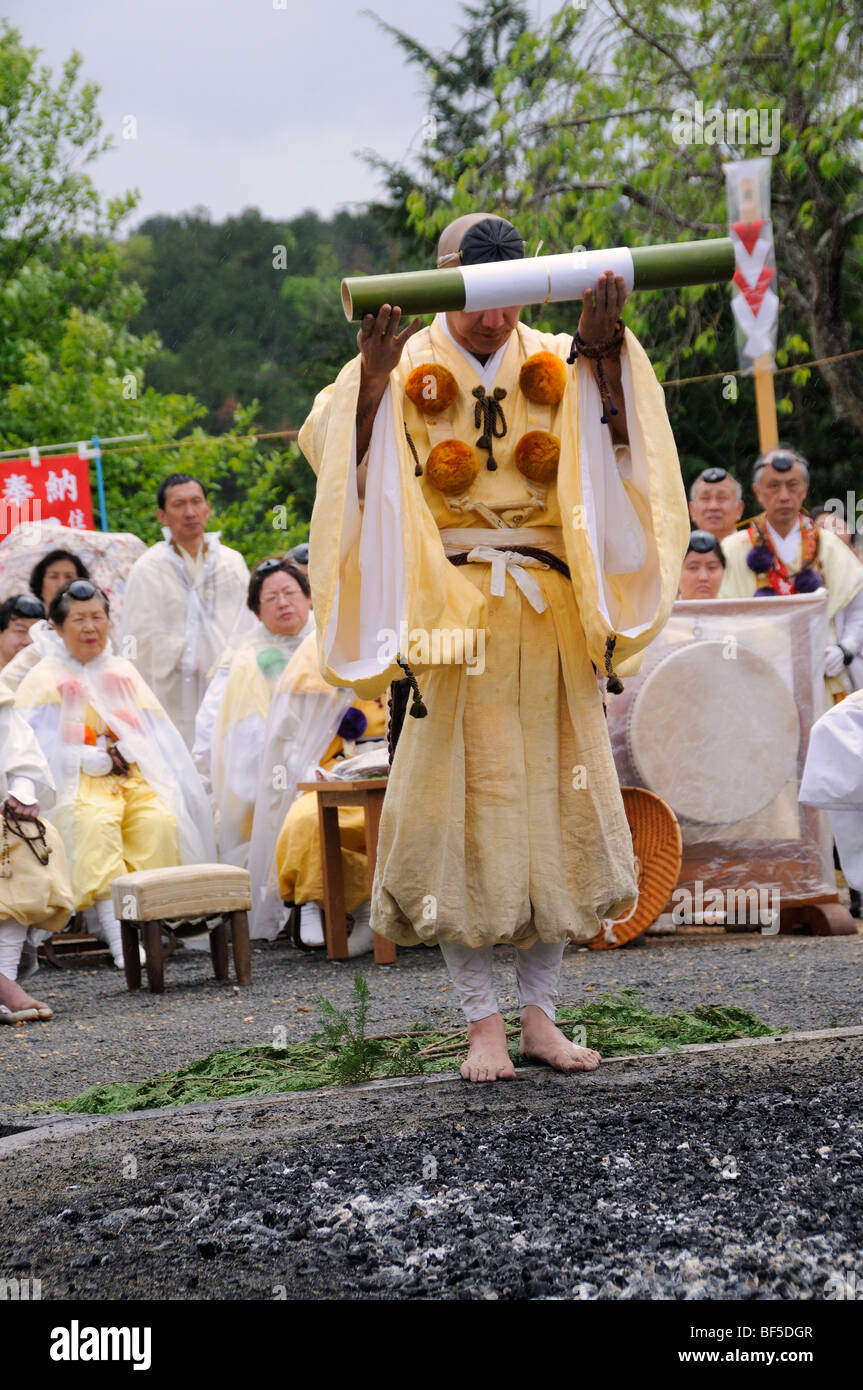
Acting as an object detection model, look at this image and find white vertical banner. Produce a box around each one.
[724,157,779,372]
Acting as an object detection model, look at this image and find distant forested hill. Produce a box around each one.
[122,206,416,439]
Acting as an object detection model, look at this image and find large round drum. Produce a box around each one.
[627,640,800,824]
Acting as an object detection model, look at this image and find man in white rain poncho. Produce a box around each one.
[800,690,863,900]
[16,580,216,966]
[195,558,314,863]
[246,630,386,949]
[122,473,250,747]
[0,681,74,1023]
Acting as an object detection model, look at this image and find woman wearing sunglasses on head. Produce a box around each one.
[0,548,92,692]
[14,580,216,967]
[0,594,46,671]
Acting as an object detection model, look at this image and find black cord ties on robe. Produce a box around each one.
[472,385,507,470]
[404,423,423,476]
[397,657,428,718]
[604,635,624,695]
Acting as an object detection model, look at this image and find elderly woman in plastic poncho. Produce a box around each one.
[0,682,75,1023]
[15,580,216,967]
[193,558,314,863]
[247,630,386,953]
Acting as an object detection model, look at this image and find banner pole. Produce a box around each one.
[92,434,108,531]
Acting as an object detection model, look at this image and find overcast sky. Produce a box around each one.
[4,0,547,229]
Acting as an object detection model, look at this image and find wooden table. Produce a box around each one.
[297,778,396,963]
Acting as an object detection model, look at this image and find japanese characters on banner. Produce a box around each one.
[0,453,94,541]
[723,156,779,371]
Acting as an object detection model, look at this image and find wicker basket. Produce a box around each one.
[587,786,682,950]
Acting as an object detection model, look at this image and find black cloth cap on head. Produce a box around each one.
[686,529,726,565]
[459,218,525,265]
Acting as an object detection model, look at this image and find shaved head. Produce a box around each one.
[437,213,513,265]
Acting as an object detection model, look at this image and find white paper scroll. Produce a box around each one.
[461,248,635,312]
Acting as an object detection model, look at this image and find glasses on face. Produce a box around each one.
[9,595,45,619]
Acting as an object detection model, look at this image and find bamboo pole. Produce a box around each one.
[341,238,735,321]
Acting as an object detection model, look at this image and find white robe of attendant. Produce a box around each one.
[121,531,250,748]
[800,689,863,891]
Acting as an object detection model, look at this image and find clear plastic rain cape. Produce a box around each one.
[800,689,863,892]
[15,649,217,887]
[208,620,313,868]
[121,532,250,745]
[247,632,353,938]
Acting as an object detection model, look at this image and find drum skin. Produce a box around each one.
[627,640,800,824]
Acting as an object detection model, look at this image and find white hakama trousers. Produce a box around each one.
[439,937,566,1022]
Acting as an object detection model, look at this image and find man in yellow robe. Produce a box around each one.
[720,447,863,703]
[301,213,690,1081]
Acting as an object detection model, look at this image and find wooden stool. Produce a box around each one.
[297,778,396,964]
[110,865,252,994]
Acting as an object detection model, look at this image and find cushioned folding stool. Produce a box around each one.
[110,864,252,993]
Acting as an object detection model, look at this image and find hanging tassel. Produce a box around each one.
[604,635,624,695]
[404,423,423,476]
[396,657,428,718]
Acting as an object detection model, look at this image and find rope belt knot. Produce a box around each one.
[463,546,549,613]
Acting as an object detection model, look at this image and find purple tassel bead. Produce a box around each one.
[793,567,822,593]
[746,544,774,575]
[337,707,368,741]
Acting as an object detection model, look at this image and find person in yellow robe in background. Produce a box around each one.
[720,447,863,704]
[196,559,313,859]
[16,580,216,967]
[0,682,74,1023]
[275,668,386,956]
[247,631,386,951]
[301,212,690,1081]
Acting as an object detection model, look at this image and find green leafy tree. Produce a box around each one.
[372,0,863,498]
[0,22,306,560]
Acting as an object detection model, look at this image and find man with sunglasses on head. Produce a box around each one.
[122,473,250,748]
[688,466,744,542]
[0,595,46,672]
[720,445,863,701]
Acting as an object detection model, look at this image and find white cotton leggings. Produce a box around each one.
[438,938,566,1023]
[0,919,29,982]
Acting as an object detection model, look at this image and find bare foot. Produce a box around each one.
[0,972,53,1020]
[460,1013,515,1083]
[519,1005,600,1072]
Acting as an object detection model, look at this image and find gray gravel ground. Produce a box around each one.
[1,930,860,1305]
[0,1034,860,1301]
[0,929,859,1111]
